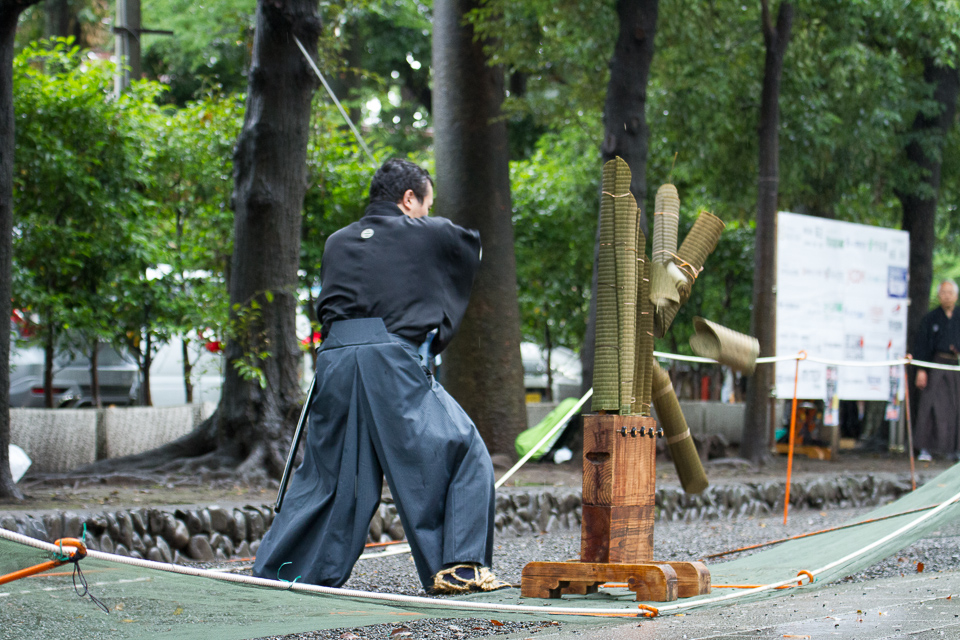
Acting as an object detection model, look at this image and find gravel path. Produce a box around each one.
[248,504,960,640]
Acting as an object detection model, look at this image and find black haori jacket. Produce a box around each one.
[316,200,481,355]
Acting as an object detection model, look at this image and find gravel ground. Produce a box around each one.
[245,503,960,640]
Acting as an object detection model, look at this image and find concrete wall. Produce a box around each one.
[16,399,770,474]
[10,402,216,474]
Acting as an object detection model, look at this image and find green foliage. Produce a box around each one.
[663,216,755,356]
[300,99,377,327]
[12,38,159,359]
[140,0,256,105]
[111,91,243,383]
[225,290,290,390]
[347,1,434,156]
[465,0,613,133]
[511,128,598,351]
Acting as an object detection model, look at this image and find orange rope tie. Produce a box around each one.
[0,537,87,586]
[713,584,793,590]
[702,504,938,560]
[364,539,408,549]
[602,191,633,198]
[783,350,807,524]
[711,571,813,591]
[796,570,814,585]
[651,250,701,282]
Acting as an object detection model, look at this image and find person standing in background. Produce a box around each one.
[911,280,960,462]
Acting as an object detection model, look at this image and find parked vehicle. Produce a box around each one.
[9,338,140,408]
[521,342,582,403]
[147,336,223,406]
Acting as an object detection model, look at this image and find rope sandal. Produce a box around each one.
[431,564,511,595]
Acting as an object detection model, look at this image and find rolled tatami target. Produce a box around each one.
[652,362,709,494]
[593,158,627,411]
[675,210,725,301]
[632,238,654,416]
[650,262,680,338]
[653,184,680,266]
[689,317,759,375]
[615,189,638,413]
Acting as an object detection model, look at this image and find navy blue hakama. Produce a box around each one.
[253,318,495,590]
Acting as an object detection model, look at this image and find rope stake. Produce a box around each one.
[0,537,107,613]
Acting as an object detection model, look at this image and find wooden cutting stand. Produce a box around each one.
[520,414,711,602]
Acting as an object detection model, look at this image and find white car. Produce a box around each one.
[146,336,224,406]
[521,342,582,403]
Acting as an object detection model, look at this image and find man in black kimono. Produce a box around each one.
[912,279,960,461]
[254,159,505,594]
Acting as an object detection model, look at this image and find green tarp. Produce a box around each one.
[514,397,578,460]
[3,463,960,639]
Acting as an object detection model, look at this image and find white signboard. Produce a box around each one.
[775,212,909,401]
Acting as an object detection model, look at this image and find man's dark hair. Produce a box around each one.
[369,158,433,204]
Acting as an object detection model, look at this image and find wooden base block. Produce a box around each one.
[581,415,657,564]
[651,561,711,597]
[521,561,682,602]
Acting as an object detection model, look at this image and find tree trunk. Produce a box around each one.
[73,0,320,478]
[582,0,659,402]
[601,0,658,225]
[45,0,78,40]
[327,16,362,126]
[216,0,320,477]
[544,319,553,403]
[143,331,152,406]
[90,339,101,409]
[182,337,194,404]
[898,60,960,359]
[1,0,45,500]
[433,0,527,457]
[43,322,54,409]
[741,0,792,464]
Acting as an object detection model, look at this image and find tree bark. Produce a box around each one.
[433,0,527,457]
[43,321,54,408]
[45,0,79,40]
[897,60,960,360]
[741,0,792,464]
[143,330,152,406]
[582,0,659,402]
[77,0,320,478]
[1,0,46,500]
[182,337,194,404]
[215,0,320,478]
[90,339,101,409]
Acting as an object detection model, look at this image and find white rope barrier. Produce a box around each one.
[655,350,960,372]
[654,486,960,614]
[5,489,960,618]
[494,389,593,489]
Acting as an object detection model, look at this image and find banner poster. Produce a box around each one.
[775,212,910,401]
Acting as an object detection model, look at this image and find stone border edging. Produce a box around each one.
[0,474,917,565]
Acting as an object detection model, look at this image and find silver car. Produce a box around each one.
[10,338,140,408]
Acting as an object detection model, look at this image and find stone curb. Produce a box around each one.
[0,474,917,564]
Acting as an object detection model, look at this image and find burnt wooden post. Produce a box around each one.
[581,414,656,563]
[521,414,710,602]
